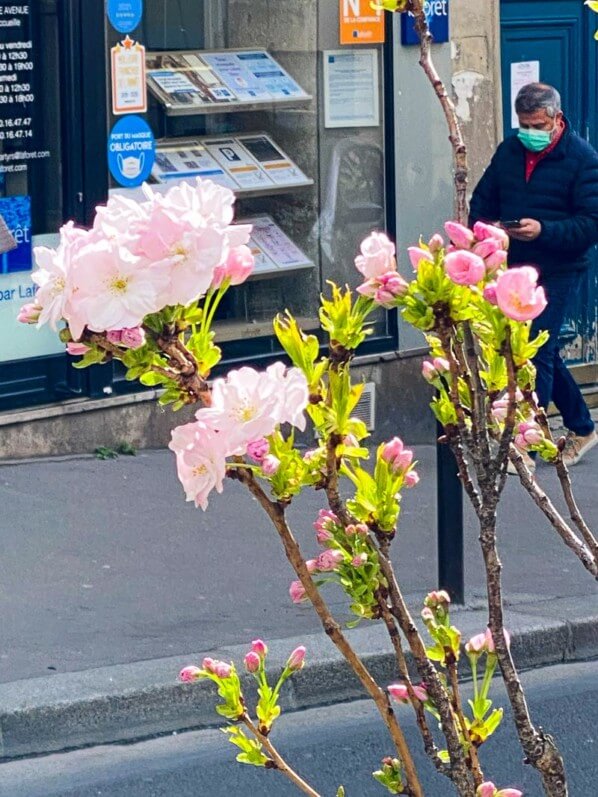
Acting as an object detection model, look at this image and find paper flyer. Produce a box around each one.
[204,138,274,190]
[111,36,147,115]
[248,216,313,269]
[236,135,310,186]
[153,143,237,189]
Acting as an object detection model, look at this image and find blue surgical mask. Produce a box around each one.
[518,127,554,152]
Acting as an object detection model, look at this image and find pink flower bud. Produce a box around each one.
[289,579,308,604]
[305,558,318,573]
[314,510,339,542]
[346,523,369,537]
[251,639,268,658]
[427,233,444,253]
[202,657,232,678]
[473,221,510,249]
[422,360,439,382]
[483,282,499,305]
[491,399,509,422]
[381,437,414,473]
[287,645,306,671]
[66,341,90,356]
[444,221,475,249]
[485,627,511,653]
[179,665,201,682]
[351,553,368,567]
[432,357,449,373]
[465,633,488,655]
[316,549,345,572]
[106,330,123,344]
[517,421,543,446]
[120,327,146,349]
[407,246,433,271]
[247,438,269,463]
[485,249,508,273]
[412,684,429,702]
[212,245,255,289]
[473,238,501,259]
[388,683,409,703]
[421,607,435,623]
[262,454,281,475]
[404,470,420,488]
[424,590,451,609]
[17,303,41,324]
[477,784,498,797]
[244,651,261,673]
[498,791,523,797]
[374,271,409,304]
[444,250,486,286]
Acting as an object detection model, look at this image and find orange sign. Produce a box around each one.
[340,0,386,45]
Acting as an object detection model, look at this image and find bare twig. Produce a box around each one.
[447,661,484,788]
[242,715,321,797]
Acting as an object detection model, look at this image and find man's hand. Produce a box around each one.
[507,218,542,241]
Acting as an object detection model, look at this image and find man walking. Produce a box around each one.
[470,82,598,467]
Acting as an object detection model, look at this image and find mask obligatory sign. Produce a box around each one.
[339,0,385,45]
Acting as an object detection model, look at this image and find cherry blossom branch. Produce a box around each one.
[409,0,468,223]
[554,459,598,563]
[232,467,425,797]
[241,715,322,797]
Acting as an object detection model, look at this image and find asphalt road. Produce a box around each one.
[1,660,596,797]
[1,442,597,683]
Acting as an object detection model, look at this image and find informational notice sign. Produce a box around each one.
[204,138,273,190]
[111,36,147,115]
[0,5,49,187]
[323,50,380,128]
[339,0,385,45]
[107,0,143,34]
[510,61,540,128]
[248,216,314,271]
[108,114,155,187]
[236,135,310,186]
[153,141,237,189]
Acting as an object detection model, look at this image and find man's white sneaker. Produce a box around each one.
[507,452,536,475]
[562,430,598,467]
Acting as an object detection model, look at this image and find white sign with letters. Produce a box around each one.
[510,61,540,129]
[323,49,380,129]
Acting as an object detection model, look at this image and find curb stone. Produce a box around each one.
[1,595,597,761]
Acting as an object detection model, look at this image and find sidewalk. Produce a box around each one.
[0,419,597,757]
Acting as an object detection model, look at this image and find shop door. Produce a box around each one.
[0,1,107,411]
[500,0,598,373]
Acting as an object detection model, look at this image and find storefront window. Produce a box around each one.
[106,0,391,349]
[0,1,65,363]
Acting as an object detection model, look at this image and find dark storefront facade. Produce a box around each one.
[0,1,400,412]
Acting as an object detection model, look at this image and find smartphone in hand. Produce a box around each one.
[500,219,522,229]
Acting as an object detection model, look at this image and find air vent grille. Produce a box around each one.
[353,382,376,431]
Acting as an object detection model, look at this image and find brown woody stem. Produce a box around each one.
[242,715,321,797]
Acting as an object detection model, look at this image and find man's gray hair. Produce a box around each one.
[515,83,562,118]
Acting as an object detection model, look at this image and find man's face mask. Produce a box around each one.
[517,125,555,153]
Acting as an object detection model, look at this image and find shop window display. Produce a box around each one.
[106,0,390,347]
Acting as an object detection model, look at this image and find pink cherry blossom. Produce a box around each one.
[202,658,232,679]
[305,558,319,573]
[66,341,90,356]
[381,437,414,473]
[355,231,396,279]
[444,221,475,249]
[421,607,435,623]
[179,665,202,682]
[251,639,268,658]
[407,246,433,270]
[72,239,169,333]
[412,684,428,702]
[352,553,368,567]
[425,590,451,609]
[121,327,146,349]
[244,651,261,673]
[495,267,547,322]
[316,549,345,572]
[346,523,369,537]
[444,250,486,285]
[477,784,498,797]
[289,579,308,604]
[485,627,511,652]
[473,221,510,249]
[17,303,42,324]
[465,632,488,655]
[169,421,228,510]
[211,244,255,289]
[516,421,544,448]
[287,645,306,671]
[247,438,269,463]
[314,510,339,539]
[197,363,308,455]
[32,246,70,330]
[498,790,523,797]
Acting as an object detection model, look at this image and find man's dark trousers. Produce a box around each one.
[532,274,595,436]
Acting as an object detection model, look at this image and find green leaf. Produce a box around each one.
[72,348,107,370]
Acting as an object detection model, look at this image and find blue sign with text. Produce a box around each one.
[401,0,449,46]
[107,0,143,34]
[0,196,32,274]
[108,115,155,188]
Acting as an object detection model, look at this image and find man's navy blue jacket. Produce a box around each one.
[469,124,598,276]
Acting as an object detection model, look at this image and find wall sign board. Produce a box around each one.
[401,0,449,46]
[339,0,385,45]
